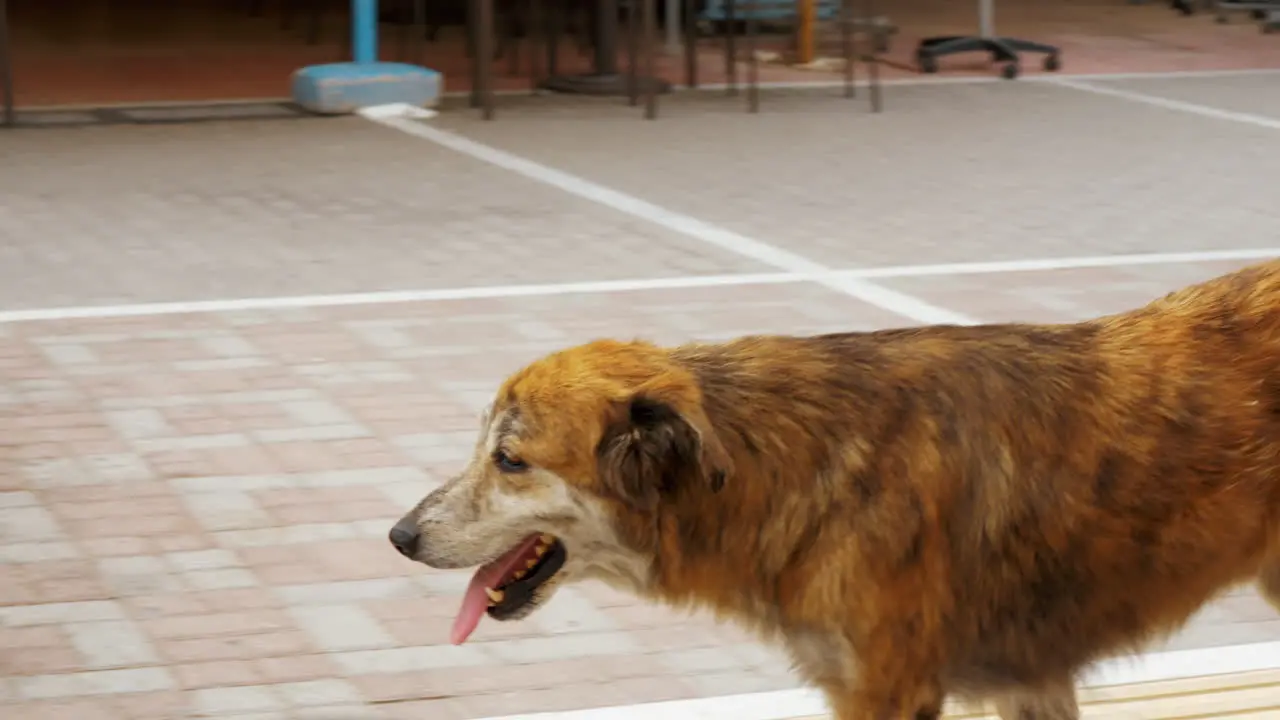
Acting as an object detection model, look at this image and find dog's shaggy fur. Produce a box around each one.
[393,260,1280,720]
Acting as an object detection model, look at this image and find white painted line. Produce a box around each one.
[0,273,794,324]
[474,640,1280,720]
[1030,67,1280,82]
[363,115,975,326]
[355,103,437,120]
[853,248,1280,279]
[4,249,1277,324]
[1024,67,1280,82]
[1050,78,1280,130]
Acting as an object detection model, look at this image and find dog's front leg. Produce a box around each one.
[993,680,1079,720]
[824,679,945,720]
[786,626,944,720]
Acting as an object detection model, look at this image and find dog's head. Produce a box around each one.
[389,340,732,642]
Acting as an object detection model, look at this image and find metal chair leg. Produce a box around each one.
[683,0,698,87]
[643,0,658,118]
[863,0,882,112]
[841,0,855,98]
[500,2,523,77]
[546,0,562,76]
[412,0,427,63]
[627,0,640,105]
[340,2,354,60]
[396,0,412,60]
[469,0,481,107]
[0,0,13,128]
[529,0,544,92]
[744,2,758,112]
[306,0,324,44]
[478,0,496,119]
[575,1,594,56]
[725,0,738,95]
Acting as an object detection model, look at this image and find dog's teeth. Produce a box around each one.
[485,587,504,604]
[540,533,555,545]
[526,558,538,569]
[535,544,548,557]
[513,570,526,580]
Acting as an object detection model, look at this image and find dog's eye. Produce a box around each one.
[494,451,529,473]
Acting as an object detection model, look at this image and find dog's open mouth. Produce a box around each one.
[450,533,567,645]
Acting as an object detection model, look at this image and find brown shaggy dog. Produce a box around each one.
[389,260,1280,720]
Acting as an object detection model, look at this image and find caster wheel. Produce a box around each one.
[918,52,938,74]
[1001,62,1020,80]
[1043,54,1061,72]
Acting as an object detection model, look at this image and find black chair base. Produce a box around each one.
[541,72,672,95]
[916,35,1060,79]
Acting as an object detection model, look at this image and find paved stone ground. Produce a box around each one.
[3,74,1280,719]
[0,119,766,310]
[433,77,1280,269]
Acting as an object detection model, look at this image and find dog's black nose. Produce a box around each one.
[388,521,420,559]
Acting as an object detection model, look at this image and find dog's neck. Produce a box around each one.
[646,337,891,630]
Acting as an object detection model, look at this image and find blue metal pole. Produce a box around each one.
[352,0,377,64]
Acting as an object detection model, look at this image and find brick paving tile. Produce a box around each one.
[111,690,192,720]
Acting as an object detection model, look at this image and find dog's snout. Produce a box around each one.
[388,520,420,559]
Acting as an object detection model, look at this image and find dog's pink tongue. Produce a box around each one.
[451,566,502,645]
[449,534,543,645]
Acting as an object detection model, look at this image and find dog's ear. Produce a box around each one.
[596,388,733,511]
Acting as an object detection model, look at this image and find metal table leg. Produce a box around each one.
[0,0,14,127]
